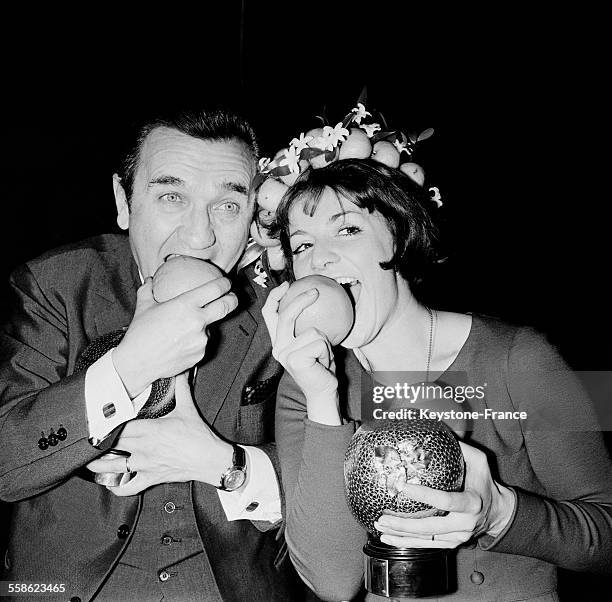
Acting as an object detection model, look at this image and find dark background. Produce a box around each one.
[1,3,610,599]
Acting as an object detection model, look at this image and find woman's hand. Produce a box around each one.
[262,282,341,425]
[373,442,516,548]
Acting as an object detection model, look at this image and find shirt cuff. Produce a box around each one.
[479,487,518,550]
[217,445,281,523]
[85,349,151,444]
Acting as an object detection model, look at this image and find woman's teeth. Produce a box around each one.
[334,277,359,286]
[334,277,361,305]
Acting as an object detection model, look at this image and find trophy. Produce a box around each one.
[77,255,223,486]
[344,418,464,598]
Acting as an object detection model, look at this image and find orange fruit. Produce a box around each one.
[399,162,425,186]
[152,255,223,302]
[279,275,354,345]
[257,177,289,212]
[371,141,401,168]
[249,218,279,248]
[338,128,372,159]
[305,128,326,149]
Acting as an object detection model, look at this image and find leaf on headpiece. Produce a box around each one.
[377,111,389,129]
[399,131,408,145]
[299,147,327,160]
[408,132,418,144]
[357,86,368,106]
[269,164,291,177]
[342,111,356,129]
[417,128,435,142]
[252,173,267,190]
[370,130,398,144]
[324,148,338,161]
[316,106,331,127]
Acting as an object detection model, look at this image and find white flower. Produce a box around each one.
[360,122,381,138]
[393,138,412,156]
[308,136,329,151]
[258,157,271,172]
[253,259,269,288]
[429,187,443,208]
[290,132,313,154]
[351,102,371,124]
[278,145,301,173]
[321,122,349,150]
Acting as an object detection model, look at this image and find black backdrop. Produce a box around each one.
[1,3,610,599]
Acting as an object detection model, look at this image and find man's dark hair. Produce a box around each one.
[118,108,259,205]
[276,159,441,292]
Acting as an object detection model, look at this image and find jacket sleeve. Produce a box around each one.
[483,327,612,574]
[275,371,366,602]
[0,264,108,502]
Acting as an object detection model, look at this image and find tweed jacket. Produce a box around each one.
[0,234,296,601]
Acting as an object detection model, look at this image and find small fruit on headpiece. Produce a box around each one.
[371,141,401,168]
[338,128,372,160]
[257,177,289,212]
[400,162,426,186]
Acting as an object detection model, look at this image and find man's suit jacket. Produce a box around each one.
[0,234,299,601]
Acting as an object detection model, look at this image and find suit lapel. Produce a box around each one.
[92,237,140,337]
[193,304,257,425]
[193,259,272,425]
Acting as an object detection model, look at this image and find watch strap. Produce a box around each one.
[231,443,246,470]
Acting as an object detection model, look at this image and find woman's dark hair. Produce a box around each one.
[276,159,441,291]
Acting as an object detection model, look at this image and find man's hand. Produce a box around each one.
[373,442,516,548]
[86,373,234,496]
[113,276,237,398]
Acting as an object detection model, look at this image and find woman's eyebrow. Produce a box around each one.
[330,210,360,222]
[289,229,307,238]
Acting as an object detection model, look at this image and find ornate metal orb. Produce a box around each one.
[344,419,464,534]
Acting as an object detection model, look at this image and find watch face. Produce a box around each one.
[223,469,246,491]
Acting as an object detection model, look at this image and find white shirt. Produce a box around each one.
[85,349,281,523]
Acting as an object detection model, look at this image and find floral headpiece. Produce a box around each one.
[253,88,442,209]
[243,89,442,283]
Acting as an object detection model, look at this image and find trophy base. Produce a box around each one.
[364,539,450,598]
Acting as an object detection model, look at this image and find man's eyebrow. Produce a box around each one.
[220,181,249,196]
[148,175,185,188]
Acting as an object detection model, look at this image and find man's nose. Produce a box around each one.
[178,210,216,250]
[310,242,339,271]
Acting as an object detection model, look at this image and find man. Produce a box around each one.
[0,109,302,601]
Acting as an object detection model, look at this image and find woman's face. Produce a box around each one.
[288,187,406,348]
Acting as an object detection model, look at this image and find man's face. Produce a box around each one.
[114,127,256,278]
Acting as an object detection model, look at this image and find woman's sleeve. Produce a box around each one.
[483,327,612,573]
[275,371,368,601]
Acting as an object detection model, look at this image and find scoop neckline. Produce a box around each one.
[353,313,482,380]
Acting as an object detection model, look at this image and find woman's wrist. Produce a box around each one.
[306,390,341,426]
[487,483,516,537]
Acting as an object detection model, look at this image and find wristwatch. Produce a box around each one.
[217,443,247,491]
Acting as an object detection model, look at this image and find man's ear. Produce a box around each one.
[113,174,130,230]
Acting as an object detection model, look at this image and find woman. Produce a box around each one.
[262,159,612,601]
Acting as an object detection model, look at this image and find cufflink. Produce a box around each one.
[102,402,116,418]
